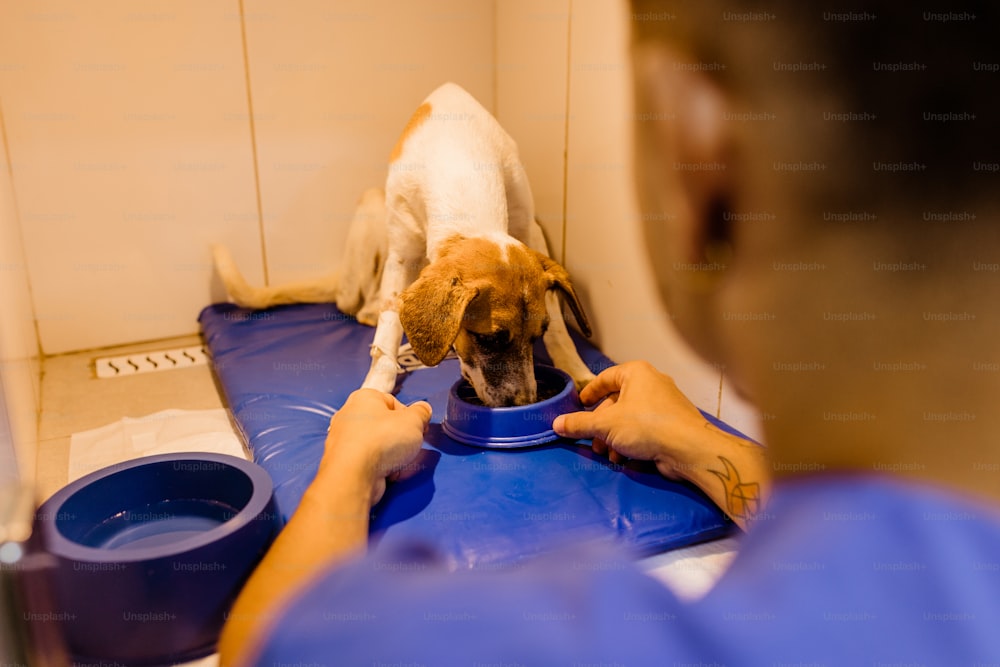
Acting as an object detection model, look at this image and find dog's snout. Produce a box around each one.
[483,375,537,407]
[493,385,537,408]
[460,356,538,407]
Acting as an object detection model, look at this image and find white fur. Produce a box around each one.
[361,82,595,395]
[213,83,595,401]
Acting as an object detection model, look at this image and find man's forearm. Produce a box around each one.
[218,463,374,666]
[674,423,770,531]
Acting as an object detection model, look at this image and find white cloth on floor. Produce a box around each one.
[68,408,247,484]
[638,535,741,601]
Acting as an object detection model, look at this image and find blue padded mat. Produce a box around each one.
[199,303,737,568]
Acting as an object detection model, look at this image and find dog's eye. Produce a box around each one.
[470,329,510,350]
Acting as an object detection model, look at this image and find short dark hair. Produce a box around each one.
[629,1,998,219]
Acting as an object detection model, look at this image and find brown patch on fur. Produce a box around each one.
[399,266,479,367]
[398,235,591,405]
[400,235,590,368]
[389,102,432,163]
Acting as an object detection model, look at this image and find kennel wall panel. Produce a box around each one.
[496,0,571,263]
[0,101,40,481]
[0,0,261,354]
[0,1,495,355]
[241,0,496,287]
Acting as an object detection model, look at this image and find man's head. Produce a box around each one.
[629,2,1000,492]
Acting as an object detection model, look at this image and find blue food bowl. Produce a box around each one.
[442,365,583,447]
[35,453,280,666]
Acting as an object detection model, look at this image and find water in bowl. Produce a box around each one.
[77,498,240,550]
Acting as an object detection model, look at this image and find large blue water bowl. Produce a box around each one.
[35,452,281,666]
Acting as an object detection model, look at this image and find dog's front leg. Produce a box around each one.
[541,291,597,391]
[521,221,597,391]
[361,308,405,393]
[360,237,420,393]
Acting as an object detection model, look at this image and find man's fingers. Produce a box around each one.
[608,448,626,466]
[348,387,397,408]
[405,400,433,425]
[578,365,628,405]
[553,409,607,441]
[344,390,431,422]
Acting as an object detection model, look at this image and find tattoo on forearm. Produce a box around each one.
[709,456,761,522]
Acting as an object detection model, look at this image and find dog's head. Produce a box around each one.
[399,235,591,407]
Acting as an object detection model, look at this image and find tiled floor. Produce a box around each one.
[36,334,226,502]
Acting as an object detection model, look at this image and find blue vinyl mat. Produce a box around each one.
[199,303,738,568]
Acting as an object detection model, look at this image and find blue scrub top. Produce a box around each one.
[251,474,1000,666]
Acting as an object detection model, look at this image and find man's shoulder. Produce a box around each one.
[706,474,1000,664]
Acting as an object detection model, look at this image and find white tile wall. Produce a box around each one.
[0,0,261,354]
[496,0,571,261]
[239,0,495,286]
[0,99,41,482]
[0,0,764,450]
[0,1,496,355]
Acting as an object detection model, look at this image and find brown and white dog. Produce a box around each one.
[214,82,595,406]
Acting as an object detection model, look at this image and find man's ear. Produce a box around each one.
[399,265,479,367]
[632,42,734,273]
[534,252,593,338]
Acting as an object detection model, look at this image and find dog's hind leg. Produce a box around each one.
[501,156,536,245]
[336,187,387,325]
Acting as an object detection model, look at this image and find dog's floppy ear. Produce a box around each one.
[535,252,593,337]
[399,268,479,367]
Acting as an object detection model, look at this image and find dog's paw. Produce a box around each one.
[571,371,597,393]
[355,305,380,327]
[334,289,362,318]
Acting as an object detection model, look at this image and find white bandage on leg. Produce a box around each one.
[371,310,403,365]
[362,310,405,393]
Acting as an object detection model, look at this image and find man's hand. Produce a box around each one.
[319,389,432,506]
[554,361,769,530]
[553,361,711,481]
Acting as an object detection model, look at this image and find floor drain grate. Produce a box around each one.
[94,345,209,379]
